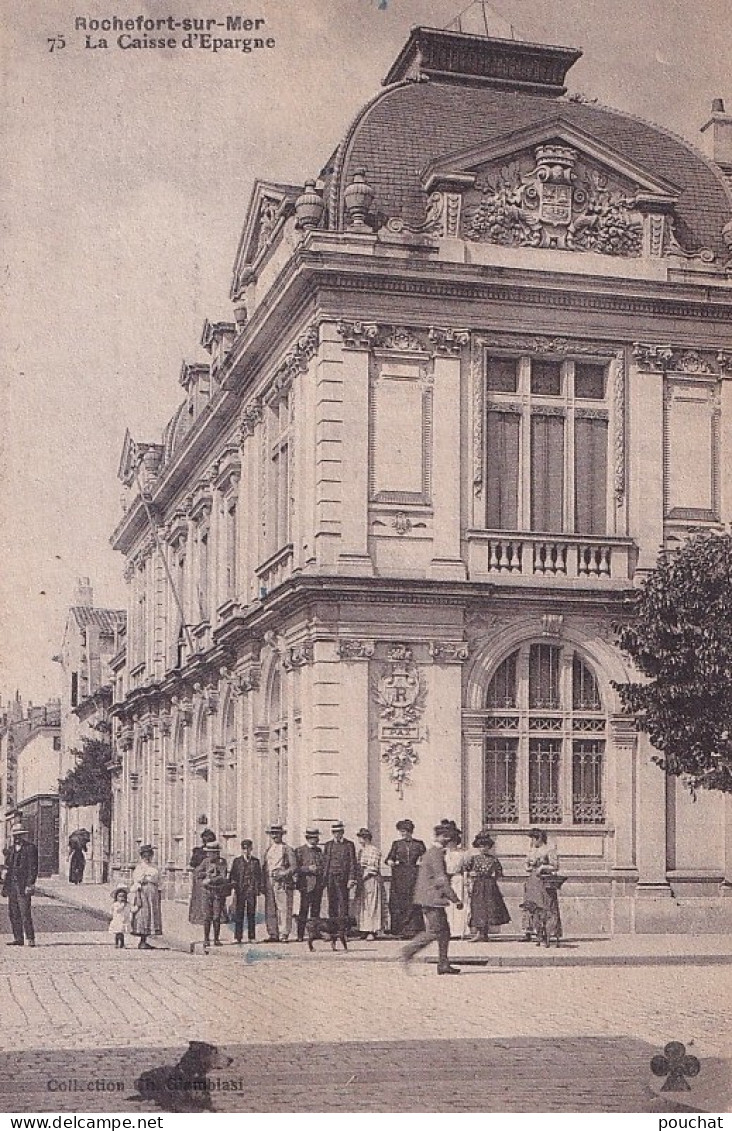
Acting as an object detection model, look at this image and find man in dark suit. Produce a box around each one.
[401,820,463,975]
[228,839,262,943]
[295,827,325,942]
[2,823,39,947]
[322,821,357,932]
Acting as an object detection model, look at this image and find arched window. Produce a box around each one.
[482,644,606,827]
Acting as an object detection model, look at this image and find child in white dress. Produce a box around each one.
[109,885,132,948]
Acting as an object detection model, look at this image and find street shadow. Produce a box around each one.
[1,1036,727,1113]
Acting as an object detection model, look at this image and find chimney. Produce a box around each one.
[700,98,732,168]
[73,577,94,607]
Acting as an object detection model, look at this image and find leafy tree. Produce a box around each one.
[614,532,732,795]
[58,720,112,825]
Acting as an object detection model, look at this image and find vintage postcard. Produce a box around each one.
[1,0,731,1116]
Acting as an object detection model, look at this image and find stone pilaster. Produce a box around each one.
[429,336,469,580]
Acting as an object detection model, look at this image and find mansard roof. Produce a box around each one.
[324,29,732,260]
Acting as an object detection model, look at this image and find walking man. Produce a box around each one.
[322,821,357,933]
[262,823,297,942]
[2,823,39,947]
[229,839,262,943]
[295,827,325,942]
[401,820,463,975]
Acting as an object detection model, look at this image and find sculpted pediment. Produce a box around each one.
[408,119,707,259]
[230,179,300,298]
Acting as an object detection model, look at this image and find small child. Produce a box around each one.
[109,885,131,948]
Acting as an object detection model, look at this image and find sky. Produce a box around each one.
[1,0,731,703]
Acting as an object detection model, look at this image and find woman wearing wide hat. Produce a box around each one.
[467,829,510,941]
[130,845,163,950]
[385,819,426,938]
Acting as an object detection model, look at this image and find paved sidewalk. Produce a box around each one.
[37,877,732,966]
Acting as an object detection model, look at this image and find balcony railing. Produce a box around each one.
[467,530,636,582]
[255,543,294,598]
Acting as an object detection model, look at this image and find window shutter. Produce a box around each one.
[574,417,608,534]
[531,415,564,531]
[486,410,519,529]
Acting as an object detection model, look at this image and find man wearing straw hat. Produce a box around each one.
[2,822,39,947]
[262,823,297,942]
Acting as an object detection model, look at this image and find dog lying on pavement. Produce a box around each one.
[305,916,357,951]
[129,1040,233,1112]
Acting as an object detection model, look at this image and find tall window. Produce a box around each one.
[484,353,609,534]
[482,644,606,826]
[270,395,292,553]
[197,529,209,621]
[225,499,238,598]
[222,699,238,832]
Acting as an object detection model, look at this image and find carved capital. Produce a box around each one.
[632,343,673,371]
[266,325,318,405]
[428,327,470,356]
[337,639,375,661]
[429,640,469,663]
[386,643,413,662]
[172,695,193,727]
[282,642,314,670]
[194,683,218,714]
[239,399,263,441]
[336,321,379,350]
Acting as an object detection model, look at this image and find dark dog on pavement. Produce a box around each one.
[129,1040,233,1112]
[305,916,357,951]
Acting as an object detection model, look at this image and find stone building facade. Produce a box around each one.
[57,579,126,881]
[109,27,732,930]
[1,697,62,875]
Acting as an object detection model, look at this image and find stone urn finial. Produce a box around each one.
[344,169,375,230]
[295,179,325,230]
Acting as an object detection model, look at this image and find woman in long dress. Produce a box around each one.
[520,828,563,947]
[68,843,86,885]
[130,844,163,950]
[354,828,385,939]
[384,819,426,939]
[468,829,510,940]
[188,828,216,925]
[444,823,469,940]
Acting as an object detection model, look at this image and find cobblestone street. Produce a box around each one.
[1,899,730,1112]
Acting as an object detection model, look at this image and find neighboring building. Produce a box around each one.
[56,578,126,882]
[109,27,732,929]
[1,696,62,876]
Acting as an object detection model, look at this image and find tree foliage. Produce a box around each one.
[614,532,732,794]
[58,721,112,824]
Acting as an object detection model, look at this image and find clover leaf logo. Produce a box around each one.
[651,1041,701,1092]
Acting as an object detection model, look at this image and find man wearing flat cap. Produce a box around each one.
[2,823,39,947]
[262,823,297,942]
[295,828,325,942]
[322,821,357,934]
[401,820,463,975]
